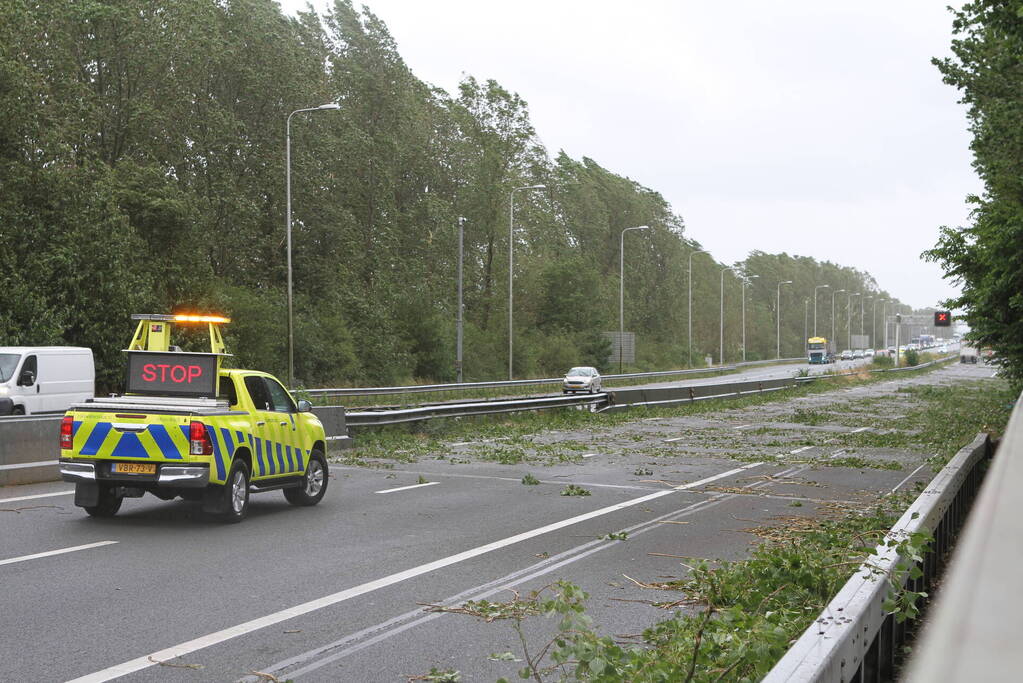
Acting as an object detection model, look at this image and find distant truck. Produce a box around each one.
[0,347,94,415]
[807,337,833,364]
[960,345,979,364]
[59,314,327,522]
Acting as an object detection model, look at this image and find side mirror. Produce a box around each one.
[297,399,312,413]
[18,370,35,386]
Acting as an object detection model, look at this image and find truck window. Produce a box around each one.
[265,377,297,413]
[243,376,272,411]
[219,375,238,406]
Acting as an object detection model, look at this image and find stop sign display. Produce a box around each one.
[934,311,952,327]
[126,352,219,397]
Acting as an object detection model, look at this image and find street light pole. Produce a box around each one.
[882,300,889,349]
[286,102,340,389]
[688,249,709,367]
[456,217,465,383]
[742,274,759,362]
[848,292,860,350]
[776,280,792,359]
[860,295,867,340]
[508,184,545,380]
[720,266,732,365]
[813,284,829,337]
[619,225,651,373]
[831,289,845,351]
[803,298,809,358]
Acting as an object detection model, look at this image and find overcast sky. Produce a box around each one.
[281,0,978,309]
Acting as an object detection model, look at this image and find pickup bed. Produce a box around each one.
[59,368,327,522]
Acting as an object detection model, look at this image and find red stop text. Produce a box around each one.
[141,363,204,384]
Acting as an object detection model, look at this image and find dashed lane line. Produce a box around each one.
[789,446,815,455]
[889,463,929,495]
[0,489,74,504]
[375,482,440,494]
[0,541,118,568]
[68,462,763,683]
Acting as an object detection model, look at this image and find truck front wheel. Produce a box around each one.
[284,450,328,507]
[84,485,123,518]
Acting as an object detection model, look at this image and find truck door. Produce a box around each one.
[263,376,304,475]
[242,375,301,479]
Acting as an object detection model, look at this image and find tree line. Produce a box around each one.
[927,1,1023,385]
[0,0,909,390]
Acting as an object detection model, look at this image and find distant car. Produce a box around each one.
[938,345,948,354]
[961,345,979,364]
[864,349,875,358]
[563,366,602,394]
[853,349,864,359]
[888,346,896,355]
[840,349,853,361]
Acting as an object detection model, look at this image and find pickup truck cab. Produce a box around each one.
[59,314,327,522]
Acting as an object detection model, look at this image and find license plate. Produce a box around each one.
[112,462,156,474]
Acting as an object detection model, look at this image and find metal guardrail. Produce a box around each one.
[306,358,805,399]
[764,432,993,682]
[794,355,958,384]
[902,390,1023,681]
[345,393,606,427]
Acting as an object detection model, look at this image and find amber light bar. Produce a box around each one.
[130,314,231,324]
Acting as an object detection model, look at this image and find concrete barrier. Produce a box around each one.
[0,416,61,486]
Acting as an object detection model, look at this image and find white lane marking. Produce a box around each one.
[337,467,661,493]
[849,427,870,434]
[0,541,117,567]
[580,453,598,458]
[71,462,763,683]
[375,482,440,494]
[889,463,928,495]
[664,437,685,443]
[734,424,755,430]
[0,460,58,471]
[789,446,814,455]
[0,489,74,504]
[449,442,471,447]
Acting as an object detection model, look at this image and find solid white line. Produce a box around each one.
[69,462,763,683]
[375,482,440,494]
[0,490,74,504]
[889,463,928,495]
[0,541,117,567]
[789,445,814,455]
[664,437,685,443]
[580,453,598,458]
[0,460,58,471]
[734,424,754,430]
[849,427,870,434]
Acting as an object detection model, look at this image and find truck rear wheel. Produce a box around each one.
[204,460,250,523]
[284,450,328,506]
[84,485,123,518]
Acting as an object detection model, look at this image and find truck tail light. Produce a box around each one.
[189,421,214,456]
[60,416,74,449]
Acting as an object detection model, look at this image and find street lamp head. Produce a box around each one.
[317,103,341,110]
[525,184,546,190]
[836,289,845,294]
[781,280,792,285]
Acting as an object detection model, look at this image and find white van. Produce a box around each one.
[0,347,94,415]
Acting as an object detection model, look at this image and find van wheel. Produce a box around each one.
[11,406,24,416]
[84,485,123,518]
[284,450,328,506]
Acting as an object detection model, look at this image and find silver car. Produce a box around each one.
[563,366,602,394]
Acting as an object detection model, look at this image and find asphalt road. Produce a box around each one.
[0,361,988,682]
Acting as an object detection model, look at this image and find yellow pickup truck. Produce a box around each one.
[59,314,328,522]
